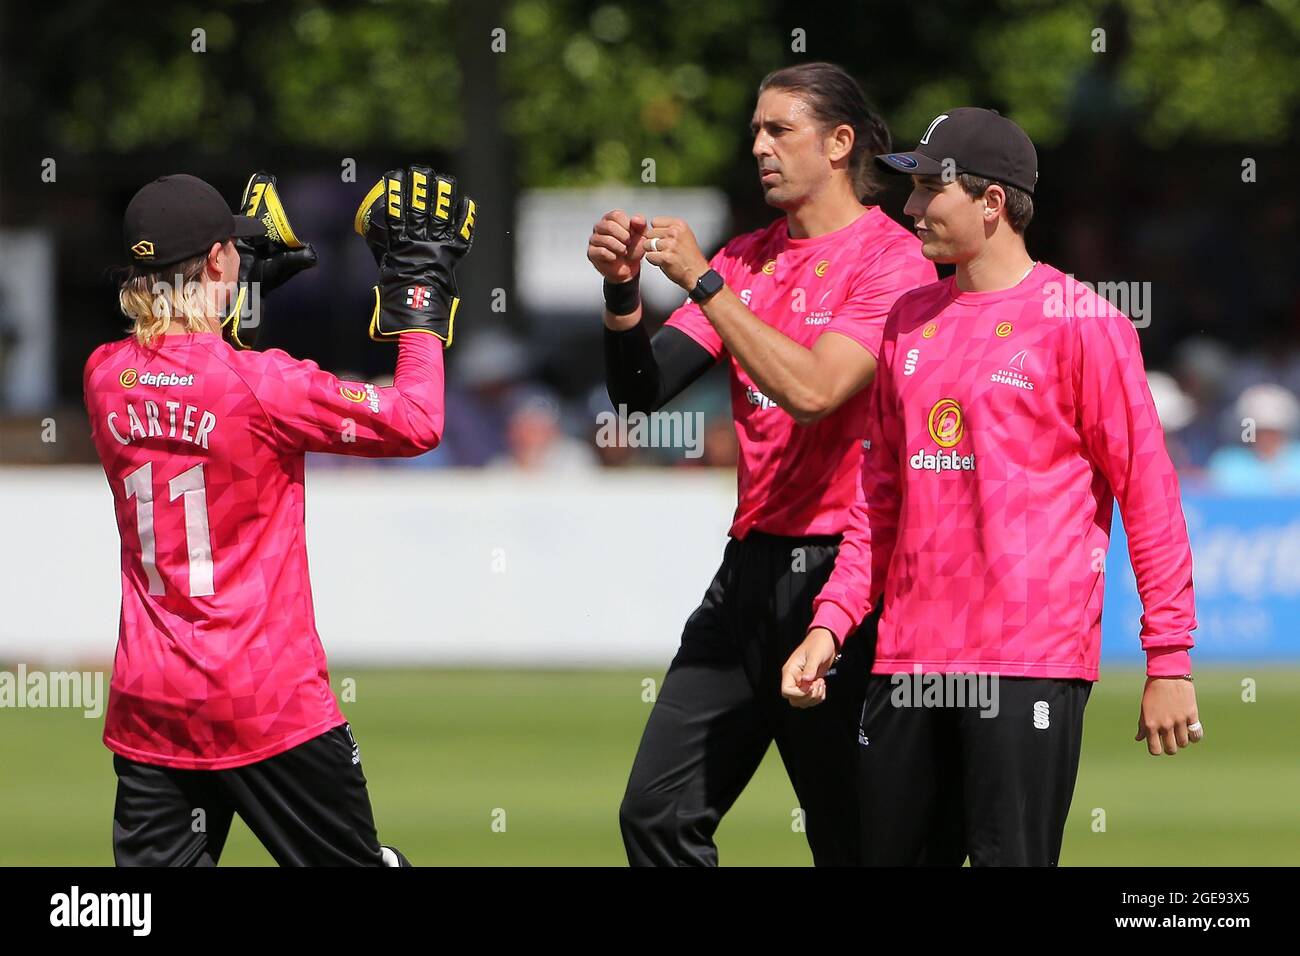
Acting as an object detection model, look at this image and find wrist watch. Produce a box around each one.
[688,268,725,304]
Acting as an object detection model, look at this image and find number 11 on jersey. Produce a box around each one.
[123,461,215,597]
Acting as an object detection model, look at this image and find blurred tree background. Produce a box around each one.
[1,0,1298,427]
[13,0,1299,175]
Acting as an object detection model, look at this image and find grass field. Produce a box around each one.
[3,666,1297,866]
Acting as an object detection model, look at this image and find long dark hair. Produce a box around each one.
[758,62,892,202]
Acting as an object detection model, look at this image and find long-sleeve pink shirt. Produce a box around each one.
[665,207,936,537]
[810,264,1196,680]
[84,331,444,769]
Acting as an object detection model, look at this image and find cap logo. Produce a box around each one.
[131,240,155,259]
[889,154,918,169]
[919,114,950,145]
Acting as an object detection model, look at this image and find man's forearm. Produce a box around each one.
[603,316,658,413]
[605,323,717,414]
[701,286,829,422]
[602,306,642,333]
[601,273,656,411]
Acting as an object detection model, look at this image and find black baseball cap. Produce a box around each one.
[124,173,265,267]
[876,108,1038,194]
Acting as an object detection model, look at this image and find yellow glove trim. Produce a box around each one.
[223,285,251,349]
[256,180,303,249]
[354,179,386,236]
[366,286,458,348]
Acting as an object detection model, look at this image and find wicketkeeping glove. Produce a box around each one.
[353,164,476,346]
[223,171,318,349]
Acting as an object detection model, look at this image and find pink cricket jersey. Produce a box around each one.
[666,206,936,537]
[84,331,445,769]
[810,263,1196,679]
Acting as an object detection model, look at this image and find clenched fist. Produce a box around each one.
[587,209,647,284]
[643,216,711,292]
[1134,676,1203,756]
[781,627,840,709]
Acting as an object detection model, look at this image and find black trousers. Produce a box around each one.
[112,722,391,866]
[620,532,877,866]
[856,672,1092,866]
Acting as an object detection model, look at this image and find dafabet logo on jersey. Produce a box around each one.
[339,382,381,413]
[119,369,194,388]
[928,398,964,447]
[744,384,777,410]
[910,398,976,474]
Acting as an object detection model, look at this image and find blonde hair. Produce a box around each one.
[117,253,220,346]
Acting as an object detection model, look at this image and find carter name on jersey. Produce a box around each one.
[105,399,217,449]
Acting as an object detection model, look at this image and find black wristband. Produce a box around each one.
[603,273,641,316]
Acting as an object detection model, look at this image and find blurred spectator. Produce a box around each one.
[1172,337,1235,469]
[585,386,636,468]
[442,329,532,467]
[1146,371,1198,476]
[1207,384,1300,494]
[684,414,739,469]
[490,387,598,473]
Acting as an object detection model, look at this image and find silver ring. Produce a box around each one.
[647,237,660,253]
